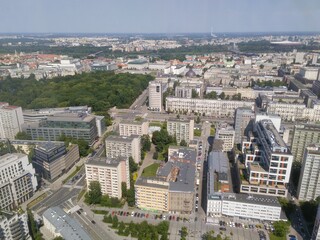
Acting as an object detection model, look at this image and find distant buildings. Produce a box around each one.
[215,123,235,152]
[0,102,24,140]
[135,147,196,214]
[85,157,130,199]
[312,205,320,240]
[23,113,98,145]
[0,210,30,240]
[166,97,254,118]
[291,124,320,163]
[0,153,37,210]
[167,118,194,145]
[43,206,91,240]
[297,144,320,201]
[33,142,80,181]
[241,120,293,197]
[234,108,255,144]
[105,135,141,164]
[148,81,164,112]
[119,120,149,137]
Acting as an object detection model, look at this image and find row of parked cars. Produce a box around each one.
[112,210,186,222]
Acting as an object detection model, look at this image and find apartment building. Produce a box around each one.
[0,153,37,210]
[23,113,98,145]
[175,86,193,99]
[291,124,320,163]
[119,120,149,137]
[0,211,30,240]
[297,144,320,201]
[166,97,255,118]
[33,142,80,181]
[85,157,130,199]
[241,120,293,197]
[148,81,163,112]
[312,206,320,240]
[215,123,235,152]
[167,118,194,145]
[0,102,24,140]
[234,108,255,144]
[105,135,141,163]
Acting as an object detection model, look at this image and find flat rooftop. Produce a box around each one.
[223,193,281,207]
[259,119,287,149]
[86,157,124,168]
[105,134,139,143]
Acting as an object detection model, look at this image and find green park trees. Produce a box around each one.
[85,181,102,204]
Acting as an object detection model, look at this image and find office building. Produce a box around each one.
[291,124,320,163]
[0,210,30,240]
[105,135,141,163]
[43,207,91,240]
[166,97,255,118]
[23,113,98,145]
[119,120,149,137]
[312,205,320,240]
[175,86,193,99]
[167,118,194,145]
[0,102,24,140]
[95,115,106,137]
[297,144,320,201]
[85,157,130,199]
[215,123,235,152]
[149,81,163,112]
[0,153,37,210]
[241,120,293,197]
[234,108,255,144]
[33,142,80,181]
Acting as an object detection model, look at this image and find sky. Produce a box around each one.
[1,0,320,33]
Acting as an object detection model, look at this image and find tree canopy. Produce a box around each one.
[85,181,102,204]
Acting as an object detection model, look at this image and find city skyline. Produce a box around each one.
[1,0,320,33]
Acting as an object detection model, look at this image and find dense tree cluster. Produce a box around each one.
[27,209,43,240]
[58,135,92,157]
[152,124,176,160]
[272,221,290,237]
[0,72,153,120]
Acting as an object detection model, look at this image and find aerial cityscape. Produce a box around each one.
[1,1,320,240]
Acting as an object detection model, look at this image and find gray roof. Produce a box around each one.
[36,141,65,152]
[222,193,281,207]
[106,134,139,143]
[86,157,124,167]
[208,151,229,181]
[135,177,169,190]
[169,162,195,192]
[42,207,91,240]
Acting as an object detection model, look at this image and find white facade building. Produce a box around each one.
[297,145,320,201]
[149,81,163,112]
[119,120,149,137]
[0,153,37,210]
[0,211,30,240]
[215,123,235,152]
[0,102,24,140]
[105,135,141,163]
[167,119,194,144]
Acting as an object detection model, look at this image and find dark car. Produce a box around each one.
[91,220,96,224]
[219,227,226,231]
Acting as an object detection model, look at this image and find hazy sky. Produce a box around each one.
[1,0,320,33]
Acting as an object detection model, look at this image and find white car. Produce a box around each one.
[131,212,134,217]
[163,215,166,220]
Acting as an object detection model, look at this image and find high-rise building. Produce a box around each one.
[23,113,98,145]
[234,108,255,144]
[148,81,163,112]
[85,157,130,199]
[105,135,141,163]
[215,123,235,152]
[119,120,149,137]
[0,210,30,240]
[0,102,24,140]
[33,142,80,181]
[0,153,37,210]
[312,205,320,240]
[241,120,293,197]
[167,118,194,145]
[291,124,320,163]
[297,144,320,201]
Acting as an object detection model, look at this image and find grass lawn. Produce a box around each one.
[149,121,163,127]
[269,233,286,240]
[141,163,160,177]
[210,127,215,136]
[194,129,201,137]
[92,210,109,215]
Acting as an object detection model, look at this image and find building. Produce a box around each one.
[312,205,320,240]
[0,102,24,140]
[95,115,106,137]
[33,142,80,181]
[105,135,141,164]
[135,147,196,213]
[241,120,293,197]
[148,81,163,112]
[299,67,320,80]
[119,120,149,137]
[0,153,37,210]
[291,124,320,163]
[23,113,98,145]
[167,118,194,145]
[166,97,255,118]
[297,144,320,201]
[43,207,91,240]
[85,157,130,199]
[0,210,30,240]
[234,108,255,144]
[175,86,193,99]
[215,123,235,152]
